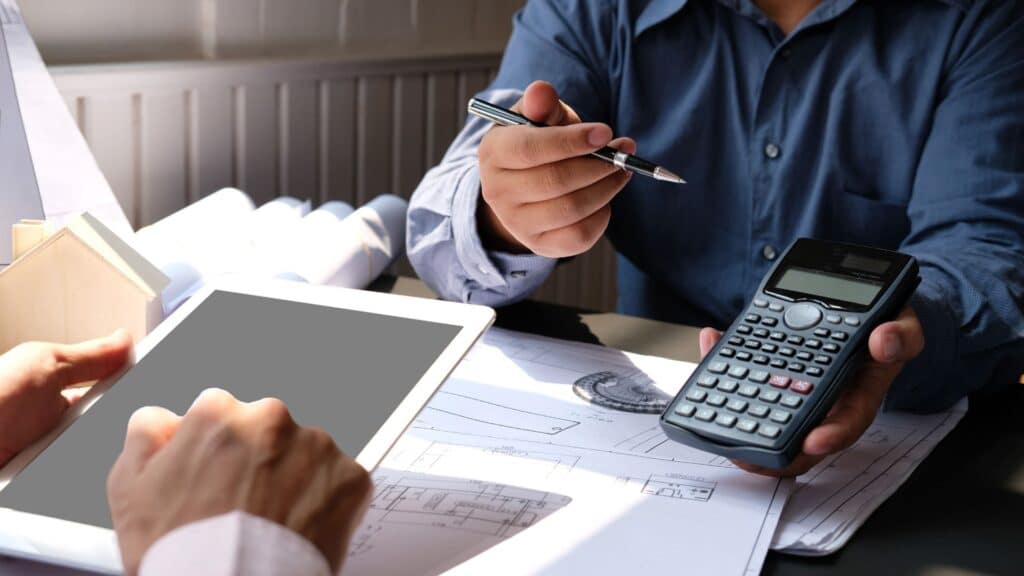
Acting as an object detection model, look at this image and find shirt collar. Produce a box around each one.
[634,0,975,38]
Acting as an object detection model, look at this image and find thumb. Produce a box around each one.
[699,328,723,359]
[868,307,925,364]
[518,80,580,126]
[51,330,133,389]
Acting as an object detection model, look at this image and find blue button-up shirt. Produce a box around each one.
[407,0,1024,411]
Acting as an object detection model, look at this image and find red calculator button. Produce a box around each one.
[769,375,791,389]
[791,380,814,395]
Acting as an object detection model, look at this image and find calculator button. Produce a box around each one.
[770,331,787,341]
[753,355,770,365]
[753,298,769,309]
[770,410,792,424]
[814,355,832,365]
[826,314,842,324]
[791,380,814,395]
[796,351,813,361]
[750,370,770,383]
[739,385,759,398]
[823,342,841,353]
[707,394,728,407]
[788,362,806,373]
[709,362,728,374]
[779,347,796,357]
[814,328,831,338]
[745,314,762,323]
[718,379,740,393]
[769,375,791,389]
[784,303,823,330]
[787,335,804,345]
[728,336,744,346]
[736,351,753,361]
[727,399,749,413]
[781,395,804,409]
[805,339,822,349]
[737,419,759,433]
[759,390,781,403]
[697,375,719,388]
[761,343,778,353]
[716,414,738,428]
[753,328,770,338]
[844,316,861,327]
[748,405,770,418]
[761,317,778,327]
[769,303,785,313]
[674,404,697,417]
[758,425,782,439]
[686,389,708,402]
[720,347,736,358]
[737,325,753,335]
[806,366,824,377]
[745,340,762,350]
[770,358,787,369]
[696,408,717,421]
[728,366,749,379]
[831,331,849,342]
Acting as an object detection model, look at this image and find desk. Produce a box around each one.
[381,277,1024,576]
[5,277,1022,575]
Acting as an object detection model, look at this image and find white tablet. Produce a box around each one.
[0,277,494,574]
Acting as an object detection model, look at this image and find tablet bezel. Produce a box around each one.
[0,276,494,573]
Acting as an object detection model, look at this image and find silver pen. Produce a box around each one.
[467,98,685,184]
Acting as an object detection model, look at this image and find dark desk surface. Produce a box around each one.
[384,277,1024,576]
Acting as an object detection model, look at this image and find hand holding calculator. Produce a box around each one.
[661,239,921,470]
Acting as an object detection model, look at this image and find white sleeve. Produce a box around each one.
[138,511,332,576]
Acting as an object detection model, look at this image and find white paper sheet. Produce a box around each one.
[345,329,788,576]
[771,399,967,555]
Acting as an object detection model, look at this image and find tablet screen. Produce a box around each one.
[0,290,461,529]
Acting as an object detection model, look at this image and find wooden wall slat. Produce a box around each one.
[392,74,426,199]
[356,75,394,205]
[322,79,357,205]
[192,86,235,200]
[239,83,279,205]
[81,94,138,226]
[281,80,319,202]
[425,72,457,167]
[139,90,188,226]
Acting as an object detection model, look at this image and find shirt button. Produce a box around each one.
[763,245,778,261]
[764,143,781,160]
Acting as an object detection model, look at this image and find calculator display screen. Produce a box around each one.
[773,267,883,306]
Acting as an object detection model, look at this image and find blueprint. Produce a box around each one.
[345,329,788,576]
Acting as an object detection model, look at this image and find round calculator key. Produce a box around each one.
[737,420,759,433]
[715,414,738,428]
[769,303,784,313]
[784,303,822,330]
[753,298,769,308]
[844,316,861,327]
[674,404,697,417]
[695,408,717,422]
[758,425,782,439]
[791,380,814,394]
[826,314,842,324]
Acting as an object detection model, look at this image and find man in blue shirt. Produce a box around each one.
[407,0,1024,475]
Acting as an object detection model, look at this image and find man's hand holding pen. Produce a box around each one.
[476,81,637,258]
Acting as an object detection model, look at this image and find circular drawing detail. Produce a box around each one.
[572,371,671,414]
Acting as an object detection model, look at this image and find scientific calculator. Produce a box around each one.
[660,238,920,469]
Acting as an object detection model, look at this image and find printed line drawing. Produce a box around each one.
[420,390,581,435]
[349,474,572,558]
[641,473,717,502]
[409,441,581,481]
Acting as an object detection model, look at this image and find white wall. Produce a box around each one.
[19,0,525,64]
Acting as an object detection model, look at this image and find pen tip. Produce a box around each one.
[654,167,686,184]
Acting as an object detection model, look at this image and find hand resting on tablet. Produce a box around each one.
[107,388,373,576]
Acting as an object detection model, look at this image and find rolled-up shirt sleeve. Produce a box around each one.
[138,511,331,576]
[407,0,615,307]
[887,2,1024,411]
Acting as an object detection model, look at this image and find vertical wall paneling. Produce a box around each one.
[356,75,394,205]
[425,72,458,167]
[456,70,490,128]
[322,78,357,205]
[281,80,319,202]
[392,74,426,199]
[139,90,188,226]
[239,83,280,205]
[192,86,236,200]
[81,93,138,226]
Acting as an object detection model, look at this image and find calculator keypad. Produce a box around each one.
[670,295,853,446]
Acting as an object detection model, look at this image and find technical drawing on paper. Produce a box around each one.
[349,473,571,558]
[640,473,717,501]
[418,390,581,435]
[409,441,581,481]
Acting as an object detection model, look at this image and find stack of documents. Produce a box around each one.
[353,329,966,573]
